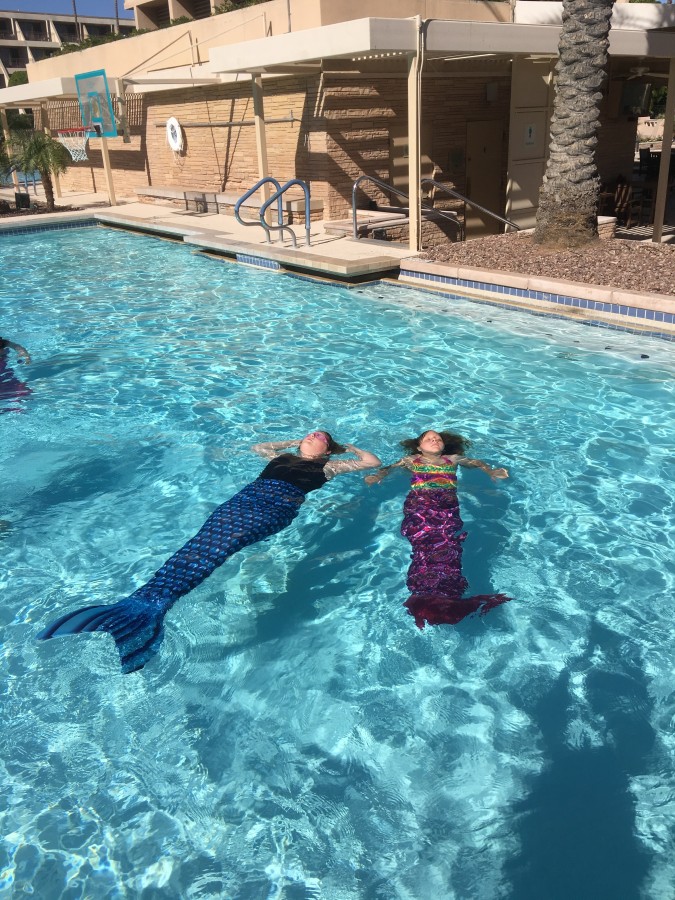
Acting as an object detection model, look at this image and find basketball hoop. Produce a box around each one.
[55,128,90,162]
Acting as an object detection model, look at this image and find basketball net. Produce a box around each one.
[55,129,89,162]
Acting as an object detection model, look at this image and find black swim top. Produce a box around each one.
[258,453,328,494]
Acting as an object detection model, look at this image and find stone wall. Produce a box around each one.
[40,77,327,203]
[41,95,150,194]
[38,69,628,255]
[322,71,512,229]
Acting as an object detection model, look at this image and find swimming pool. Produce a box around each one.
[1,225,674,898]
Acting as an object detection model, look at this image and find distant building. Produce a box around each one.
[0,0,672,244]
[0,10,135,89]
[126,0,215,31]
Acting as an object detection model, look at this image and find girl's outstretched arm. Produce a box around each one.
[327,444,381,476]
[1,339,30,363]
[364,458,408,485]
[251,439,301,460]
[457,457,509,480]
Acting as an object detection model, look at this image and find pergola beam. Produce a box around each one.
[652,57,675,244]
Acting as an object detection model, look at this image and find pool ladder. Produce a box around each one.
[235,177,312,248]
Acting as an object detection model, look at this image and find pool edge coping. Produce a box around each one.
[398,257,675,340]
[3,212,674,340]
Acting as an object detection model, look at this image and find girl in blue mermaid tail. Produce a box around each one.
[39,432,381,673]
[365,429,511,628]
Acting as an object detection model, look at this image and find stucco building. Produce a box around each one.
[0,0,673,247]
[0,9,135,90]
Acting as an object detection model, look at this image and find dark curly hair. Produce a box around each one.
[400,430,471,456]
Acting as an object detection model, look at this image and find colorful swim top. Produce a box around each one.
[409,456,458,491]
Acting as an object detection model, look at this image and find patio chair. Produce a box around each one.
[612,176,644,228]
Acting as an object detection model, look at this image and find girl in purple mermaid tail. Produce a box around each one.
[0,336,32,412]
[365,429,511,628]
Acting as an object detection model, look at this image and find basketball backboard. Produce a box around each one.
[75,70,117,139]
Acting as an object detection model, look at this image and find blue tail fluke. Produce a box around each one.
[38,599,166,674]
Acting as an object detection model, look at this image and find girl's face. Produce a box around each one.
[299,431,330,458]
[418,431,444,455]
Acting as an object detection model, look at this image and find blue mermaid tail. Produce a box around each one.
[38,478,305,673]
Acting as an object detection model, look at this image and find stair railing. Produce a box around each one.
[260,178,312,247]
[420,179,520,233]
[351,175,463,240]
[234,177,283,244]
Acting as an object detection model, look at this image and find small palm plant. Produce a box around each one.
[9,130,70,212]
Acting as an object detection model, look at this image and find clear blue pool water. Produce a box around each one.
[1,226,674,899]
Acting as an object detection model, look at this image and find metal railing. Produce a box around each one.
[235,176,311,248]
[351,175,519,241]
[234,176,285,244]
[421,178,520,233]
[260,178,311,248]
[351,174,463,241]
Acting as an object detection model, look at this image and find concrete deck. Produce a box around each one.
[0,186,411,279]
[1,186,673,337]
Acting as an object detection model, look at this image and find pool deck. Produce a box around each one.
[2,187,674,338]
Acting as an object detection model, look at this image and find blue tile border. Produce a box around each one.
[399,268,675,341]
[0,218,98,237]
[235,253,281,270]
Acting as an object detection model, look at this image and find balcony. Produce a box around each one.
[55,28,79,42]
[2,52,28,67]
[84,25,114,37]
[17,21,50,41]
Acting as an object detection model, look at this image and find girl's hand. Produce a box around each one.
[364,472,384,485]
[490,467,509,480]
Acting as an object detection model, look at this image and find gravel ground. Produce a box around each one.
[425,232,675,297]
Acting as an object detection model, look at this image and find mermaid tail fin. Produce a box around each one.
[38,599,165,674]
[404,592,511,629]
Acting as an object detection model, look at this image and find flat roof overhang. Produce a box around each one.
[209,16,675,76]
[0,76,80,107]
[427,19,675,59]
[208,17,417,75]
[3,15,675,107]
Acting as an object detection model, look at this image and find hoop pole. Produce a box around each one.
[99,135,117,206]
[0,109,19,191]
[42,106,62,199]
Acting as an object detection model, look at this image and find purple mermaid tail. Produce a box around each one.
[400,489,510,628]
[0,358,32,413]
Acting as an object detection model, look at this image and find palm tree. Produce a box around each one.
[9,130,70,212]
[0,137,10,182]
[534,0,615,248]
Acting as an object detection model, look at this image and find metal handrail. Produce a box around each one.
[352,175,410,240]
[421,178,520,233]
[260,178,312,248]
[234,177,283,244]
[351,174,463,240]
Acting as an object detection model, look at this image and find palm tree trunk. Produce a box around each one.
[534,0,614,248]
[40,170,55,212]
